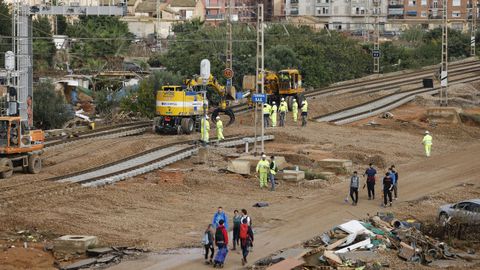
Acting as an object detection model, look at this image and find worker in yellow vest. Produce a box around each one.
[292,98,298,123]
[216,116,224,143]
[200,115,210,144]
[279,98,288,127]
[301,99,308,127]
[256,154,270,188]
[269,155,278,191]
[263,103,271,128]
[270,101,277,127]
[422,130,433,157]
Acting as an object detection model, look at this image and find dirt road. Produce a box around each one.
[109,143,480,270]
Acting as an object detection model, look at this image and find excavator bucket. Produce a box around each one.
[212,108,235,126]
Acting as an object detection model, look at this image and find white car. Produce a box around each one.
[438,199,480,225]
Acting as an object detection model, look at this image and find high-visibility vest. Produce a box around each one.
[216,120,223,131]
[422,134,432,145]
[270,160,277,175]
[256,159,270,173]
[292,101,298,112]
[271,105,277,115]
[201,118,210,132]
[301,101,308,112]
[263,104,271,115]
[279,101,288,112]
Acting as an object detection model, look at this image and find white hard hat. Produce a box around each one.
[293,98,296,101]
[281,98,285,101]
[216,116,220,120]
[262,154,266,158]
[206,116,209,120]
[425,130,429,134]
[272,101,276,104]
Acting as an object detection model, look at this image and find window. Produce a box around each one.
[421,11,427,17]
[452,11,461,17]
[317,0,329,3]
[290,0,299,3]
[421,0,426,6]
[290,7,299,15]
[433,0,438,8]
[408,0,416,6]
[452,0,460,6]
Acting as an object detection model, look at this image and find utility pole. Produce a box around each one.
[440,0,448,106]
[373,0,380,74]
[225,0,233,97]
[157,0,161,51]
[254,3,265,154]
[363,0,370,44]
[471,0,477,56]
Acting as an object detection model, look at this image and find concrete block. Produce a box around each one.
[54,235,98,255]
[282,170,305,182]
[315,159,352,173]
[227,159,251,175]
[266,257,305,270]
[230,155,287,175]
[298,179,328,189]
[197,147,209,164]
[62,258,97,270]
[426,107,462,125]
[272,248,312,260]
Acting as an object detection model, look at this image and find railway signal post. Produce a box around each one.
[254,3,265,154]
[471,0,477,56]
[440,0,448,106]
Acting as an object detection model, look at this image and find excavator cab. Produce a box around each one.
[278,69,304,95]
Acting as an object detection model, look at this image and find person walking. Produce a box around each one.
[301,99,308,127]
[391,165,399,200]
[215,116,224,143]
[388,167,397,200]
[363,163,377,200]
[239,218,254,266]
[278,98,288,127]
[422,130,433,157]
[240,209,252,227]
[212,207,229,230]
[256,154,270,188]
[292,98,298,123]
[213,220,229,268]
[203,224,215,265]
[382,173,393,207]
[232,210,241,251]
[349,171,360,205]
[263,103,271,128]
[270,101,277,127]
[269,156,278,191]
[200,115,210,145]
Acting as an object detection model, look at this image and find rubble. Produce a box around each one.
[257,213,478,270]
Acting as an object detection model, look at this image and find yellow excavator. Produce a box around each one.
[244,69,305,109]
[153,74,239,134]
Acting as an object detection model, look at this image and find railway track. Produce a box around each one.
[0,134,274,207]
[313,70,480,125]
[44,121,151,149]
[230,60,480,115]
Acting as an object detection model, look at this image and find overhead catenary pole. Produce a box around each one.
[440,0,448,106]
[373,0,380,74]
[254,3,265,154]
[471,0,477,56]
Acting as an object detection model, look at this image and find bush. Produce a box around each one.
[33,80,73,129]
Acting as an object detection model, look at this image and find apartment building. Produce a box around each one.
[387,0,474,31]
[285,0,388,31]
[202,0,283,22]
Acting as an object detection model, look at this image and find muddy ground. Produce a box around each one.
[0,81,480,269]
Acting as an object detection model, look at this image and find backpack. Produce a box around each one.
[202,232,210,245]
[239,224,248,239]
[215,227,225,244]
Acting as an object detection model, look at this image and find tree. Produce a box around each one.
[32,16,56,70]
[266,45,300,71]
[0,0,12,67]
[120,71,183,118]
[33,81,73,129]
[55,15,68,35]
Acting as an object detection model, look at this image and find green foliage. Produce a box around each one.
[265,45,300,71]
[0,0,11,67]
[120,71,183,118]
[94,89,117,116]
[66,16,133,69]
[33,81,73,129]
[56,15,68,35]
[32,16,56,70]
[400,26,425,44]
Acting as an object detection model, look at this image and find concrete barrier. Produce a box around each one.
[426,107,462,125]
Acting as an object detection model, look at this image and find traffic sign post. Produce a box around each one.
[372,50,381,58]
[252,93,267,103]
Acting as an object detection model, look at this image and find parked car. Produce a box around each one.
[438,199,480,225]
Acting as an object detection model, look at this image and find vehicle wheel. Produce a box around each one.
[181,118,194,134]
[0,158,14,179]
[296,93,304,106]
[286,96,294,111]
[28,155,41,174]
[439,212,449,226]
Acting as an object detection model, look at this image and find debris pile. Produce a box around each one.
[257,213,480,269]
[60,246,147,270]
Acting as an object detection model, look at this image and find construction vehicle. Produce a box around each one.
[0,87,45,179]
[153,74,241,134]
[244,69,305,109]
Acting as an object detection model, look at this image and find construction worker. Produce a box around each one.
[270,101,277,127]
[256,154,270,188]
[269,155,278,191]
[263,103,271,128]
[201,115,210,144]
[292,98,298,123]
[278,98,288,127]
[422,130,433,157]
[216,116,224,143]
[301,99,308,127]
